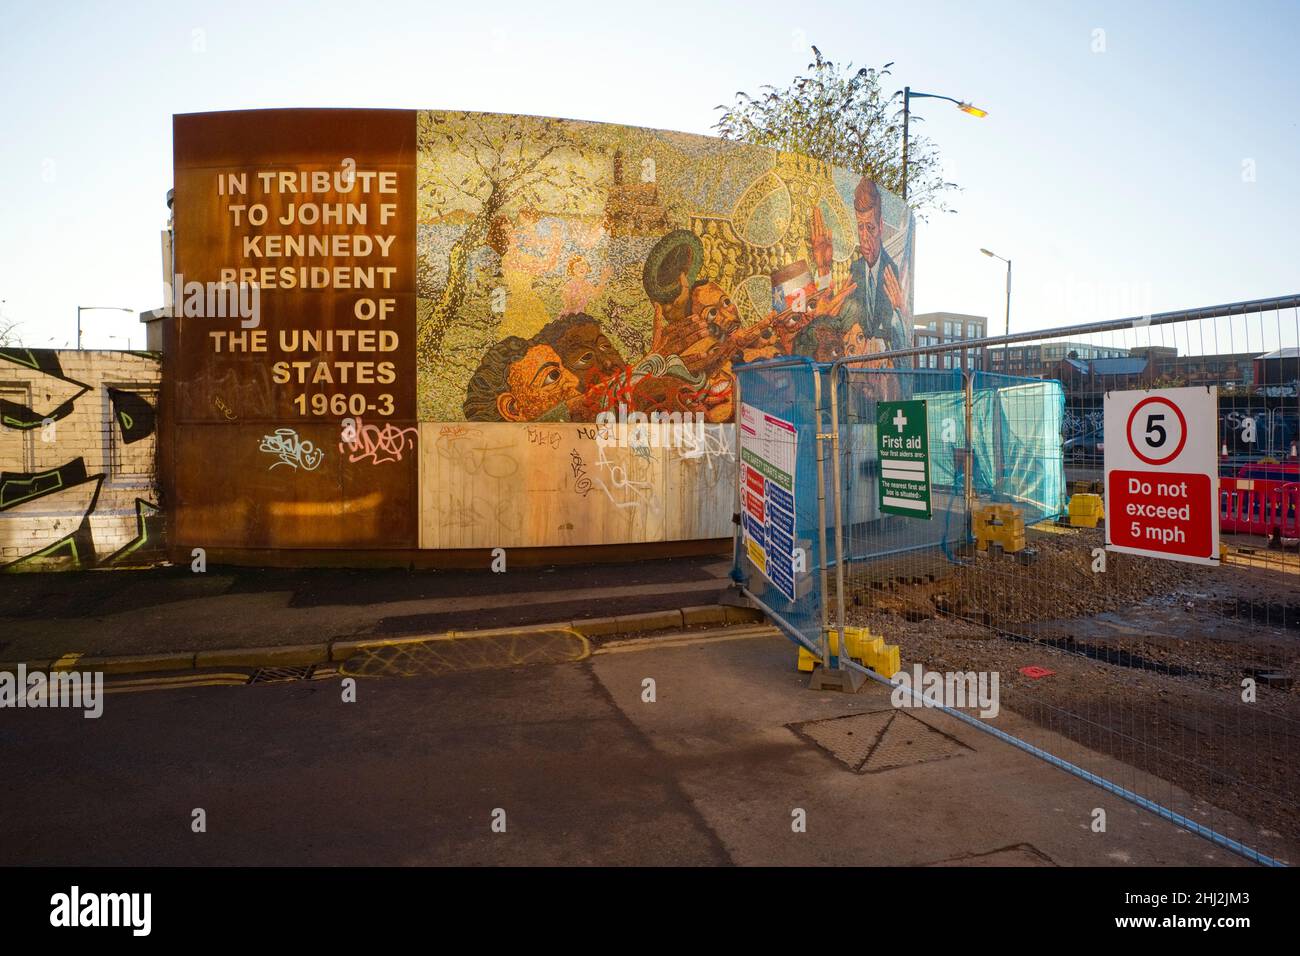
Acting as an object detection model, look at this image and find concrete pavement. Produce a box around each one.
[592,634,1248,866]
[0,555,738,664]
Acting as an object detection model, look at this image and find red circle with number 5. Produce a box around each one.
[1125,396,1187,466]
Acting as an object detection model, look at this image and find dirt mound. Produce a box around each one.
[850,526,1216,627]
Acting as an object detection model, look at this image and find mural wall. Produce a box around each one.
[169,109,914,555]
[416,111,914,424]
[0,349,163,571]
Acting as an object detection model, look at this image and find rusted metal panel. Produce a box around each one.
[169,109,417,552]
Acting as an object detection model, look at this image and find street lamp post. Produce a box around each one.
[980,248,1012,337]
[76,305,134,350]
[900,87,987,202]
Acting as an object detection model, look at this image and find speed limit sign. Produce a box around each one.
[1103,387,1218,565]
[1125,395,1187,465]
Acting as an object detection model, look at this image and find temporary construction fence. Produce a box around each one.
[733,294,1300,866]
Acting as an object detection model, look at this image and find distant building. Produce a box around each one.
[1051,348,1268,396]
[1254,348,1300,392]
[913,312,987,370]
[1053,355,1153,392]
[907,311,1293,396]
[1169,351,1257,389]
[989,341,1129,378]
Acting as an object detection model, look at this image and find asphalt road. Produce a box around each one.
[0,630,1250,867]
[1,660,727,866]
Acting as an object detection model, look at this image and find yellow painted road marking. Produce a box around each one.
[51,653,83,671]
[593,626,780,655]
[344,626,590,654]
[103,672,249,694]
[104,679,248,695]
[340,627,590,678]
[91,625,775,692]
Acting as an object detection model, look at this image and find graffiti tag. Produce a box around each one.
[675,423,734,485]
[435,494,521,533]
[340,417,419,465]
[570,449,592,497]
[527,426,562,449]
[260,428,324,471]
[435,431,519,478]
[592,442,656,513]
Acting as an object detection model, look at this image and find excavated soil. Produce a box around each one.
[842,523,1300,862]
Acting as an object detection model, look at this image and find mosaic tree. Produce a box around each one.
[416,112,609,361]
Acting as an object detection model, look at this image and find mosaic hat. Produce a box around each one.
[642,229,703,304]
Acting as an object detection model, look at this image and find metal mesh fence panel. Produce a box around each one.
[826,297,1299,865]
[835,366,970,566]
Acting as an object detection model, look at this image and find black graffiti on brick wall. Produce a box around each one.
[0,459,102,568]
[0,348,162,571]
[107,387,157,444]
[0,348,89,429]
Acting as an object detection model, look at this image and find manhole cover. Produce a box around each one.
[791,710,970,773]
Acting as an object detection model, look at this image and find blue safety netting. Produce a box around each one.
[837,366,970,563]
[832,365,1068,564]
[974,371,1068,523]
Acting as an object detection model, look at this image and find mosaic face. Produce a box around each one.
[499,343,580,422]
[548,318,624,392]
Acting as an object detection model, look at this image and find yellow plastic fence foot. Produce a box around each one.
[797,626,899,679]
[973,503,1027,554]
[1067,493,1105,528]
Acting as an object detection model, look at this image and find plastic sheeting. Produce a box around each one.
[913,373,1067,523]
[731,358,828,652]
[980,373,1067,523]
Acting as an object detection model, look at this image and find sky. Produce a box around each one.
[1,0,1297,350]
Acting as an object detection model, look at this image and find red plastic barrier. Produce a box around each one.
[1220,479,1300,537]
[1278,483,1300,538]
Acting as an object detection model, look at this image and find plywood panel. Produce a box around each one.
[420,422,736,549]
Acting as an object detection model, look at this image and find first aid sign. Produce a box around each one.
[1104,387,1218,565]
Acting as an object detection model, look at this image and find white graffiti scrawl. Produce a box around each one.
[259,428,324,471]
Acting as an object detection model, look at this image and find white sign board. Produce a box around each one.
[1104,386,1218,565]
[738,402,798,602]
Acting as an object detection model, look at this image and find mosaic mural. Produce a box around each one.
[415,112,915,423]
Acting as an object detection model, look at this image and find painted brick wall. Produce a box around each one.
[0,348,163,571]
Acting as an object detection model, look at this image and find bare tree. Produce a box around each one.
[714,47,957,216]
[0,314,21,348]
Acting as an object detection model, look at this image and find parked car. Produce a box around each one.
[1063,429,1104,465]
[1234,460,1300,482]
